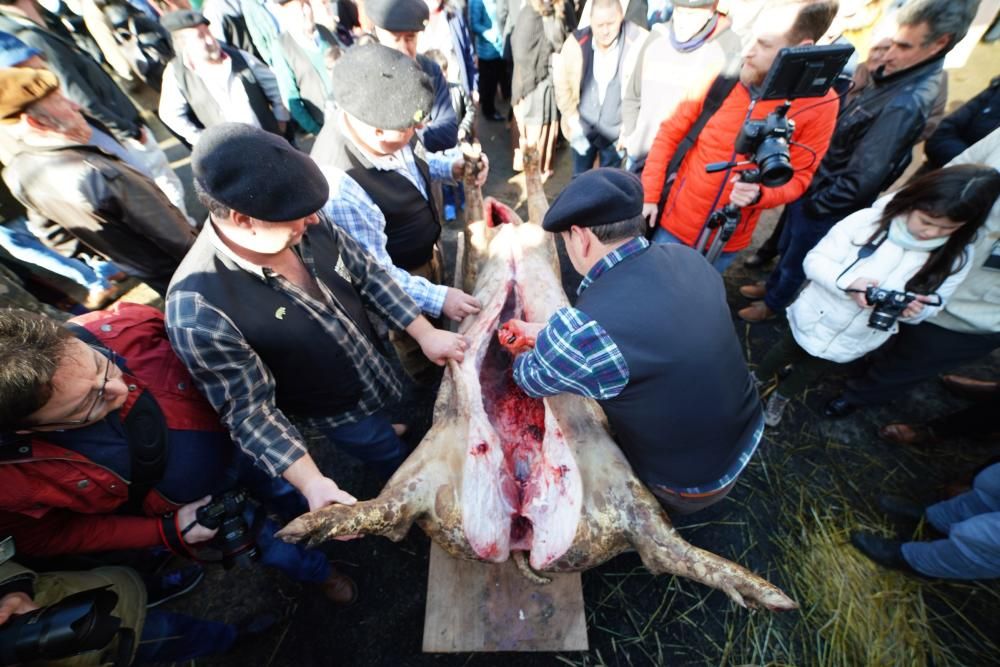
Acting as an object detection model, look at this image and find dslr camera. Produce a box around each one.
[864,287,940,331]
[698,43,855,263]
[196,489,260,570]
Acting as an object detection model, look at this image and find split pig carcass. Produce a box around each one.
[279,147,796,611]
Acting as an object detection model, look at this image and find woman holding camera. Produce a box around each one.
[755,164,1000,427]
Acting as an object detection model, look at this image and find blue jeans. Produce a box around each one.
[136,609,237,663]
[763,200,838,312]
[314,412,408,480]
[572,142,623,175]
[0,218,121,291]
[652,226,738,274]
[216,456,331,584]
[902,463,1000,579]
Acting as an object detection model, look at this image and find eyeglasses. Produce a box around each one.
[32,347,118,429]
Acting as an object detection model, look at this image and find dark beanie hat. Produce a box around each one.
[542,168,645,233]
[160,10,210,33]
[332,43,433,129]
[366,0,429,32]
[192,123,330,221]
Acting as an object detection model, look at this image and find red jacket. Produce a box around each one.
[642,81,838,252]
[0,303,227,556]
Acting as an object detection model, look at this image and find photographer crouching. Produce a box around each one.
[752,165,1000,427]
[0,303,359,612]
[640,0,840,273]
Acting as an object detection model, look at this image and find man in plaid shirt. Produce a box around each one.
[166,123,468,518]
[503,169,764,516]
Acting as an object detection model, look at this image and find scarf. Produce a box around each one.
[669,12,719,53]
[888,216,950,251]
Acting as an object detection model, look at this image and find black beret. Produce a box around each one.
[160,9,209,32]
[192,123,329,221]
[542,168,645,233]
[366,0,429,32]
[332,43,433,129]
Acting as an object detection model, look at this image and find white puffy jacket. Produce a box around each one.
[787,203,974,363]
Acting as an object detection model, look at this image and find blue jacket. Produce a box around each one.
[469,0,503,61]
[417,54,460,152]
[445,9,479,97]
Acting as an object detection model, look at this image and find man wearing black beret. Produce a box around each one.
[166,123,469,520]
[502,168,765,515]
[313,43,486,383]
[364,0,458,152]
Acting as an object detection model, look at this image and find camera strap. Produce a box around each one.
[835,231,887,288]
[651,29,742,230]
[64,323,169,513]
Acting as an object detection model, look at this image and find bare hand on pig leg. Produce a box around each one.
[407,316,469,365]
[442,287,481,322]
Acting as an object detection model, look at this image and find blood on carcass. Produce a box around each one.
[477,291,548,550]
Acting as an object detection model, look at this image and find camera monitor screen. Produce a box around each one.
[759,43,856,101]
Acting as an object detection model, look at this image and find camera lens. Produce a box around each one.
[756,137,793,187]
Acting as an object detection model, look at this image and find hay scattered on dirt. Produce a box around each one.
[776,506,957,667]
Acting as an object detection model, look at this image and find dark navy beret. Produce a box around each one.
[160,9,209,32]
[332,43,433,129]
[366,0,429,32]
[542,168,645,233]
[192,123,329,221]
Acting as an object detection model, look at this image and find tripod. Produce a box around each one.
[695,168,760,265]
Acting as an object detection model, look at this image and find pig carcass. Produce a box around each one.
[279,147,796,611]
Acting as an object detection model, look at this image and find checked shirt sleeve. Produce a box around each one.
[165,291,308,477]
[427,149,458,183]
[327,220,423,331]
[513,307,630,400]
[322,168,448,317]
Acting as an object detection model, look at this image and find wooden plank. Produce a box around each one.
[422,543,589,653]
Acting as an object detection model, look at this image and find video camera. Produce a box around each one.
[697,43,855,264]
[865,287,941,331]
[0,587,129,666]
[196,489,260,570]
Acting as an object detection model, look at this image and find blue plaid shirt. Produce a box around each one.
[512,237,650,400]
[321,113,458,318]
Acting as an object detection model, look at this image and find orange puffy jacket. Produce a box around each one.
[642,82,838,252]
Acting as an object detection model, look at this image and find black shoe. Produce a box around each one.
[850,532,915,573]
[145,564,205,608]
[235,613,279,641]
[485,111,505,122]
[877,495,926,522]
[824,394,858,418]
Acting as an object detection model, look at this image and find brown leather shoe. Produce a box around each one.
[320,567,358,606]
[739,282,767,299]
[940,374,999,400]
[738,301,775,323]
[878,423,939,446]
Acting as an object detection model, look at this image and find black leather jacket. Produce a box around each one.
[804,55,946,220]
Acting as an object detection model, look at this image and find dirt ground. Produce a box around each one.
[61,40,1000,667]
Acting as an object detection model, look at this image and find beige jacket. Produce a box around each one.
[932,126,1000,334]
[0,561,146,666]
[552,20,647,142]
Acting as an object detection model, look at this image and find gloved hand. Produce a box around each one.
[498,319,538,356]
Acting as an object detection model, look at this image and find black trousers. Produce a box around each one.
[844,322,1000,405]
[478,57,510,116]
